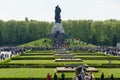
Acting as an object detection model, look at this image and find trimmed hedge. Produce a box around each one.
[74,53,105,56]
[0,63,120,68]
[76,56,120,60]
[21,53,53,56]
[88,64,120,68]
[0,63,63,68]
[26,50,54,53]
[0,58,11,64]
[99,64,120,68]
[70,51,96,53]
[12,56,119,60]
[11,57,54,60]
[0,55,21,64]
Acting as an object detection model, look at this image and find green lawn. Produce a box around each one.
[0,68,119,78]
[19,38,96,47]
[84,60,120,64]
[19,55,54,57]
[0,50,120,79]
[18,55,119,60]
[8,60,120,65]
[19,38,51,47]
[0,68,54,78]
[9,60,80,65]
[94,68,120,78]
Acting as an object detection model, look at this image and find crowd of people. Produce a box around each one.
[73,72,115,80]
[69,46,120,57]
[26,46,120,57]
[46,72,65,80]
[102,47,120,56]
[29,72,115,80]
[0,47,30,61]
[46,72,115,80]
[6,42,117,57]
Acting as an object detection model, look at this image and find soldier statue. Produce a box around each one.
[55,5,61,23]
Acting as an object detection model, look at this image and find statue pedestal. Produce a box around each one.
[51,23,65,34]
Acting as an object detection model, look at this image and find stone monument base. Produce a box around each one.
[51,23,65,34]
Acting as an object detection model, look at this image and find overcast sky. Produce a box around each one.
[0,0,120,21]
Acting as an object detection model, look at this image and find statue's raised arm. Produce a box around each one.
[55,5,61,23]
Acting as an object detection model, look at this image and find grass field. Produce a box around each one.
[19,38,96,47]
[0,68,119,78]
[9,60,120,65]
[19,55,54,57]
[0,50,120,79]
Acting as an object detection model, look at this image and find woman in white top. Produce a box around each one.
[84,73,90,80]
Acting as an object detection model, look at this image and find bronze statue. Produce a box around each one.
[55,5,61,23]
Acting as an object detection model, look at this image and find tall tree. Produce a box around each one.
[0,31,2,46]
[112,34,117,47]
[91,34,97,45]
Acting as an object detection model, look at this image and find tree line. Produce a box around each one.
[0,19,119,46]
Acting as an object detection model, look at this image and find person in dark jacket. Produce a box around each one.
[110,74,114,80]
[54,73,58,80]
[61,72,65,80]
[101,72,104,80]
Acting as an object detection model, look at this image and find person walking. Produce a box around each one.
[54,73,58,80]
[110,74,114,80]
[84,73,90,80]
[89,72,95,80]
[47,73,52,80]
[61,72,65,80]
[78,73,82,80]
[101,72,104,80]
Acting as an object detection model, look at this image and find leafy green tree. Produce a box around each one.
[0,31,2,46]
[0,20,3,46]
[0,19,120,46]
[16,21,28,44]
[91,34,97,45]
[112,34,117,47]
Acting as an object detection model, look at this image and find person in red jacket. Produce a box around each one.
[47,73,52,80]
